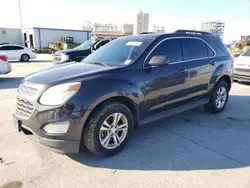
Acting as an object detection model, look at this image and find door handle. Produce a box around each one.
[210,62,215,66]
[179,68,188,74]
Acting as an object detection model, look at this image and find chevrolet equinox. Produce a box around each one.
[14,30,233,157]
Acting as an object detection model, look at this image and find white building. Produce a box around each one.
[0,27,24,45]
[123,24,134,35]
[137,11,149,34]
[22,27,91,48]
[201,21,225,40]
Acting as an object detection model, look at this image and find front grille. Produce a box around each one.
[16,98,34,118]
[19,84,38,96]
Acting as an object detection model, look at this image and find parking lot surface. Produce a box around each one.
[0,55,250,188]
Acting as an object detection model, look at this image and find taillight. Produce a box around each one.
[0,55,8,62]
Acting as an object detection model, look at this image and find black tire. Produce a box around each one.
[21,54,30,62]
[83,102,134,157]
[204,80,229,114]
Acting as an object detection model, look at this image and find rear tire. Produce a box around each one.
[21,54,30,62]
[204,80,229,114]
[83,102,134,157]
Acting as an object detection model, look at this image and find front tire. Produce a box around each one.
[83,102,134,157]
[205,80,229,114]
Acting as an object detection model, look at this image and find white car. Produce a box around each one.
[234,47,250,82]
[0,54,12,75]
[0,44,36,62]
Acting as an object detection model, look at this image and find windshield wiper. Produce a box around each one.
[86,61,109,67]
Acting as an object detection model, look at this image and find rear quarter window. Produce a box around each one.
[206,37,230,57]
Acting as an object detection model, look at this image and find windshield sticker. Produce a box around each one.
[126,42,143,46]
[124,60,132,65]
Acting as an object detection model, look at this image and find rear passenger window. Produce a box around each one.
[206,45,215,57]
[150,39,182,63]
[181,38,208,60]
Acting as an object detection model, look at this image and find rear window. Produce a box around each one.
[181,38,211,60]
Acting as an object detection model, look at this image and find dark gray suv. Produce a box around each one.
[14,30,233,157]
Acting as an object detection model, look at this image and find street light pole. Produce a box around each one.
[18,0,23,28]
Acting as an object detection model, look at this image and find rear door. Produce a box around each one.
[181,38,215,99]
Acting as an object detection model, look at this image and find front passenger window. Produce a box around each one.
[150,39,182,63]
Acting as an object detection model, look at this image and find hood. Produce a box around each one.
[234,56,250,68]
[55,48,90,55]
[24,62,117,85]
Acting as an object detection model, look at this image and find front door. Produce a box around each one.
[142,38,189,119]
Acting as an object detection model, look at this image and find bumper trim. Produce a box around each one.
[21,124,80,154]
[234,74,250,82]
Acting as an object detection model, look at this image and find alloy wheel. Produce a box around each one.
[215,86,227,109]
[99,113,128,150]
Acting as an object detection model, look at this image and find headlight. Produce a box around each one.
[61,54,69,61]
[39,82,81,105]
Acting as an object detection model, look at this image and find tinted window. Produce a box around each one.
[0,46,9,50]
[206,45,215,57]
[11,46,24,50]
[207,37,230,57]
[150,39,182,63]
[95,40,110,49]
[181,38,208,60]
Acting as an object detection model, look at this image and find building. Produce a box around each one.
[93,23,122,33]
[22,27,91,48]
[153,25,166,33]
[92,22,132,38]
[137,11,149,34]
[201,21,225,40]
[0,27,23,45]
[123,24,134,35]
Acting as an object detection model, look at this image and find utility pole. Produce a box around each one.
[18,0,23,28]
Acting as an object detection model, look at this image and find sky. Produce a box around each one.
[1,0,250,43]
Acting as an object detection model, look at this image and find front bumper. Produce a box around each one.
[13,83,88,153]
[13,117,80,153]
[234,68,250,82]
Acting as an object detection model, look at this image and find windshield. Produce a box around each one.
[75,40,95,50]
[83,38,152,66]
[241,47,250,57]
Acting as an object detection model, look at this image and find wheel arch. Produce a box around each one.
[82,94,140,131]
[217,74,232,90]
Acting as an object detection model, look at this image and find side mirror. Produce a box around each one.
[148,56,168,67]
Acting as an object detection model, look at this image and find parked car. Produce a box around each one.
[0,44,36,62]
[13,30,233,157]
[0,54,12,75]
[53,38,114,64]
[234,46,250,82]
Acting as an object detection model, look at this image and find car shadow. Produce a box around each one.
[0,77,23,89]
[68,95,250,171]
[236,81,250,86]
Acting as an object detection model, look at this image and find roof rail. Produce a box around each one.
[174,30,213,36]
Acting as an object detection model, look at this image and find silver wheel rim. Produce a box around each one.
[99,113,128,150]
[215,86,227,109]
